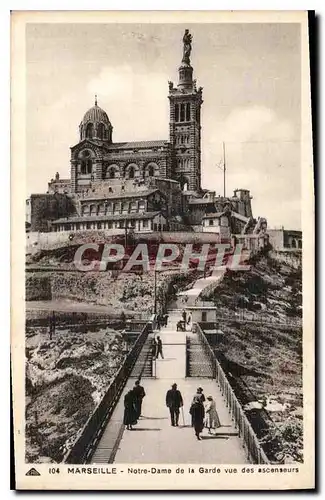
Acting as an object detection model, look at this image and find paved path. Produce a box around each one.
[177,270,225,305]
[91,310,249,464]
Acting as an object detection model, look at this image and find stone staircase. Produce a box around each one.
[186,333,215,378]
[130,335,154,379]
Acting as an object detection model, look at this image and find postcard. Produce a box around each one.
[11,9,314,490]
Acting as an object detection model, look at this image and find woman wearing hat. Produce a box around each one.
[189,387,205,440]
[205,396,221,434]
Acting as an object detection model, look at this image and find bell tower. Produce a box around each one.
[168,30,203,193]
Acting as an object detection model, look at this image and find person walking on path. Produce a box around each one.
[133,379,146,419]
[190,387,205,429]
[156,336,164,359]
[181,309,187,331]
[123,389,138,431]
[166,383,183,427]
[152,337,158,359]
[163,313,169,328]
[205,395,221,434]
[192,387,205,405]
[190,387,205,440]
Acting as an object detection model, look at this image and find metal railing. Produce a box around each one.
[195,322,269,464]
[64,321,151,464]
[192,324,217,378]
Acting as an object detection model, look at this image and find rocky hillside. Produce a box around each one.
[25,325,125,463]
[26,269,200,315]
[25,264,199,463]
[200,255,303,463]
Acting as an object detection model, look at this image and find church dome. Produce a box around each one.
[79,96,113,142]
[82,101,111,126]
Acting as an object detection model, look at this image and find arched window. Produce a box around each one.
[175,104,180,122]
[291,239,297,248]
[186,102,191,121]
[108,187,113,193]
[97,123,105,140]
[126,164,138,179]
[86,159,92,174]
[145,163,158,177]
[105,164,119,179]
[90,204,96,216]
[181,177,189,192]
[80,158,92,174]
[86,123,94,139]
[180,103,185,122]
[298,239,302,249]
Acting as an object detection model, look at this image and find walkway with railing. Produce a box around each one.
[195,322,269,464]
[91,310,266,464]
[64,309,269,465]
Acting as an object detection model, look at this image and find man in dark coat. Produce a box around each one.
[166,383,183,426]
[190,388,205,440]
[190,387,205,426]
[133,379,146,419]
[156,336,164,359]
[123,389,137,430]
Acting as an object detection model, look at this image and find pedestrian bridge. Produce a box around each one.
[64,310,269,465]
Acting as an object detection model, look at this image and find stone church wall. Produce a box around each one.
[30,193,77,232]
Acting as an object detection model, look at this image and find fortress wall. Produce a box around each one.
[26,229,223,253]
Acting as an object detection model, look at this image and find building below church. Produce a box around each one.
[26,31,268,243]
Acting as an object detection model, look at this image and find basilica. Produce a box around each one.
[27,31,263,240]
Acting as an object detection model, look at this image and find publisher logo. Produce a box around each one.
[26,467,41,476]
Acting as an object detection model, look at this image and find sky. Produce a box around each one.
[26,22,302,229]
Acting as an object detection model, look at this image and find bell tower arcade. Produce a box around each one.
[168,30,203,193]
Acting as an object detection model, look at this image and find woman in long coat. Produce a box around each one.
[190,394,205,440]
[123,389,138,430]
[205,396,221,433]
